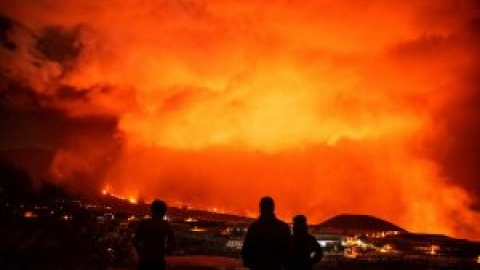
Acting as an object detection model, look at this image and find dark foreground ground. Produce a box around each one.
[135,256,480,270]
[2,217,479,270]
[1,198,479,270]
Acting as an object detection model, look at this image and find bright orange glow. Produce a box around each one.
[24,211,37,219]
[2,0,480,240]
[128,197,138,204]
[101,185,138,204]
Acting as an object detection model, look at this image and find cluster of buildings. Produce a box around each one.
[168,213,480,266]
[310,214,480,265]
[3,195,480,267]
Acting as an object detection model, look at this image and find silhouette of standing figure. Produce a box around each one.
[288,215,323,270]
[134,200,176,270]
[242,196,291,270]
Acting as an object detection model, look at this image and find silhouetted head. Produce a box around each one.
[259,196,275,216]
[151,199,167,218]
[293,214,308,235]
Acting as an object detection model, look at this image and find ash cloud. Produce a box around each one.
[0,15,121,193]
[1,0,480,239]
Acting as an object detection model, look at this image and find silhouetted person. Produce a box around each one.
[242,196,291,269]
[287,215,323,270]
[134,200,176,270]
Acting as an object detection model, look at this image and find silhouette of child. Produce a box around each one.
[288,215,323,270]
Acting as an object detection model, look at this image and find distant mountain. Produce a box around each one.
[314,214,406,233]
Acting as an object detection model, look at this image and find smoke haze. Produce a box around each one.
[1,0,479,238]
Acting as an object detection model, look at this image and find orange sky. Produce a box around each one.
[1,0,480,239]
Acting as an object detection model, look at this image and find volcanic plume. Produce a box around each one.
[1,0,479,238]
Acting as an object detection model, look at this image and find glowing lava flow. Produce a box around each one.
[1,0,479,239]
[101,186,138,204]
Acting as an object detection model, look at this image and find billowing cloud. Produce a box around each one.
[1,0,479,238]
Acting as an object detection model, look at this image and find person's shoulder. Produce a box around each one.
[154,218,172,228]
[246,218,265,232]
[248,219,260,229]
[308,234,321,246]
[272,218,290,233]
[308,234,317,241]
[138,218,148,226]
[275,218,289,228]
